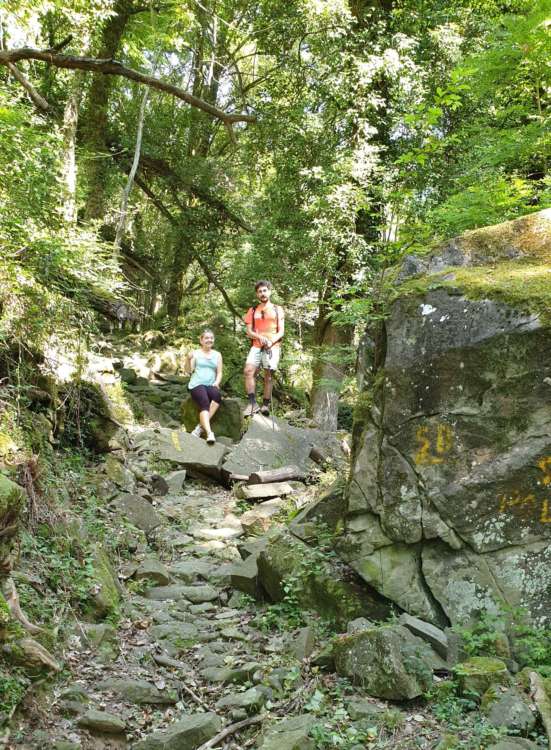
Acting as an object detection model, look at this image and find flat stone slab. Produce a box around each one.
[258,715,316,750]
[215,686,266,712]
[150,622,199,643]
[77,709,126,734]
[169,560,212,583]
[97,678,177,705]
[222,415,339,477]
[228,556,261,599]
[134,428,228,481]
[239,482,294,501]
[165,469,187,493]
[145,584,218,603]
[133,711,221,750]
[190,526,243,541]
[111,493,162,533]
[399,613,448,659]
[135,558,172,586]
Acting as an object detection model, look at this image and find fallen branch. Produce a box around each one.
[196,715,264,750]
[248,465,306,484]
[0,47,256,125]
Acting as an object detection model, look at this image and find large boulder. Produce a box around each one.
[111,493,163,534]
[333,624,435,700]
[343,210,551,626]
[133,428,228,482]
[133,711,221,749]
[256,530,391,626]
[222,414,340,477]
[181,396,244,442]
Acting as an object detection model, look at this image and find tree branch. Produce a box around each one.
[6,62,49,111]
[112,144,254,232]
[0,47,256,125]
[132,176,242,319]
[196,715,263,750]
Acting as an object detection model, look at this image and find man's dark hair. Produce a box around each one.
[255,280,272,291]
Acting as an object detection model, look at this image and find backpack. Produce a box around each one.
[251,304,282,336]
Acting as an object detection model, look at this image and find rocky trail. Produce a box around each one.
[4,327,550,750]
[7,406,379,750]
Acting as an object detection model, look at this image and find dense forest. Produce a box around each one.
[0,0,550,748]
[2,0,549,421]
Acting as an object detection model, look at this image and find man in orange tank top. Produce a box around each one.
[243,280,285,416]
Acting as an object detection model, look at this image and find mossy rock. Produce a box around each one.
[333,624,434,700]
[181,396,244,442]
[256,530,391,627]
[0,474,25,522]
[0,433,18,460]
[62,381,134,453]
[397,210,551,324]
[85,548,121,621]
[454,657,510,697]
[0,474,25,572]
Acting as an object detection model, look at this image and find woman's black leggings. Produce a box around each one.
[190,385,221,412]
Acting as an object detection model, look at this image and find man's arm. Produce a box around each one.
[245,324,268,345]
[267,307,284,346]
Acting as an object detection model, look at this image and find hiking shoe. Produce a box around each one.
[260,404,271,416]
[191,424,203,438]
[243,402,260,417]
[206,431,216,444]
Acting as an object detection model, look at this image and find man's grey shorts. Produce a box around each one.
[245,346,281,371]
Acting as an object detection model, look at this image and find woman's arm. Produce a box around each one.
[214,352,223,388]
[184,350,196,376]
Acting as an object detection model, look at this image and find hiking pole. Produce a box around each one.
[264,348,275,432]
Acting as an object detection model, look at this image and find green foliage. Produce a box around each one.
[454,606,551,676]
[0,668,29,722]
[454,611,509,659]
[395,0,551,243]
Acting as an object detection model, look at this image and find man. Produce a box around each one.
[243,280,285,417]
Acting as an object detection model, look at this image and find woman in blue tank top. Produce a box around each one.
[185,329,223,444]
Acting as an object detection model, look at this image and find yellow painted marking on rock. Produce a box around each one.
[436,424,454,455]
[497,491,536,514]
[541,499,551,523]
[537,456,551,485]
[171,431,182,452]
[414,427,434,465]
[414,423,453,465]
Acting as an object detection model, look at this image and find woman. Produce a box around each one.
[185,329,223,444]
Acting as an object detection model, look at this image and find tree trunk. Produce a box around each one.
[166,237,193,322]
[114,86,149,246]
[60,71,86,223]
[81,0,133,221]
[310,303,353,431]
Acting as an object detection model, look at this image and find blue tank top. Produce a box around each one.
[188,350,220,389]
